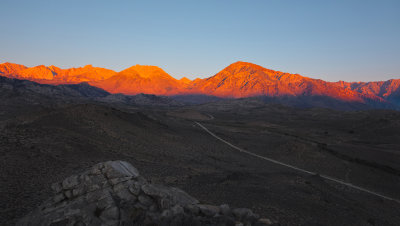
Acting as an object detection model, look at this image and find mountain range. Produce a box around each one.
[1,61,399,108]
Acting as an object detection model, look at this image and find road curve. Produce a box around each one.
[205,113,214,120]
[194,121,400,205]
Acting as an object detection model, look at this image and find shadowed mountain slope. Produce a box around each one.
[0,77,181,121]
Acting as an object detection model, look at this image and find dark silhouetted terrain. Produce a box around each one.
[1,76,400,225]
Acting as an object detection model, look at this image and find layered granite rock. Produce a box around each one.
[17,161,273,226]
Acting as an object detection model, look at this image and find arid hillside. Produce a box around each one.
[1,81,400,225]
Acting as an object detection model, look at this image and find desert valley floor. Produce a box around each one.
[1,98,400,225]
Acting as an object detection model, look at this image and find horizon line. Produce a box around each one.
[1,61,398,83]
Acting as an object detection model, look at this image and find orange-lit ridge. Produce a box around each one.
[1,61,399,102]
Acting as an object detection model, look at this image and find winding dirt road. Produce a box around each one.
[195,121,400,205]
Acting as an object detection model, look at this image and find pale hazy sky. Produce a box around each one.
[1,0,399,81]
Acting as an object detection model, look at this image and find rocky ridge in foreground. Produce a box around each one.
[17,161,273,226]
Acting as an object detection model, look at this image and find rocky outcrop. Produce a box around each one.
[17,161,272,226]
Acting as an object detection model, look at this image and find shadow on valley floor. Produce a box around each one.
[1,101,400,226]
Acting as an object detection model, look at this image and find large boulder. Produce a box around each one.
[17,161,272,226]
